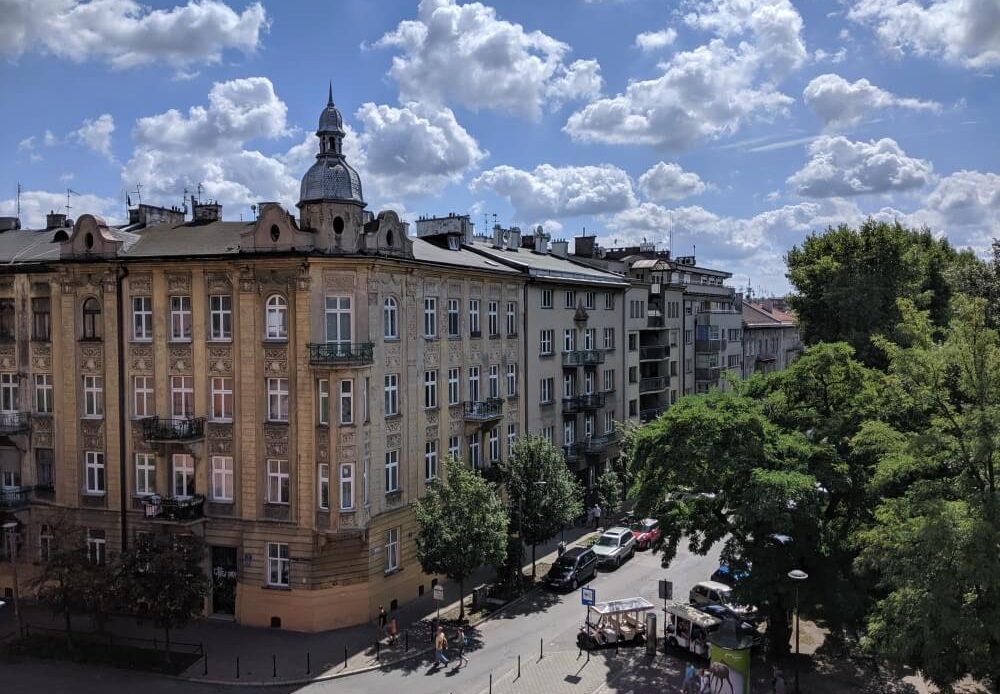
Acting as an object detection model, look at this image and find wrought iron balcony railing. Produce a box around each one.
[140,416,206,442]
[0,412,30,434]
[561,393,606,414]
[561,349,606,367]
[133,493,206,521]
[462,399,503,422]
[307,342,374,366]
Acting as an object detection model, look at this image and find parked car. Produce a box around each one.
[693,604,764,645]
[544,546,598,591]
[688,580,758,621]
[592,527,637,569]
[629,518,661,550]
[710,562,750,585]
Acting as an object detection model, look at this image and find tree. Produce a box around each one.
[415,457,508,620]
[595,468,623,521]
[785,219,961,368]
[949,239,1000,330]
[501,436,583,580]
[118,533,209,658]
[30,520,94,649]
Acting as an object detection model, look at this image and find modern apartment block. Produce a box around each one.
[741,300,803,377]
[0,90,527,632]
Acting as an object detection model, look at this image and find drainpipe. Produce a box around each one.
[116,263,129,552]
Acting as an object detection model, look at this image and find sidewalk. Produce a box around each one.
[4,525,599,685]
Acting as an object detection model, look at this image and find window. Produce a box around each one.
[0,373,16,412]
[425,440,438,480]
[424,370,438,409]
[132,296,152,340]
[267,542,290,586]
[604,411,615,434]
[629,333,638,351]
[728,354,741,368]
[0,299,12,341]
[209,295,232,340]
[363,377,370,423]
[135,453,156,496]
[488,427,500,462]
[506,302,517,336]
[603,328,615,350]
[211,456,233,502]
[267,378,289,422]
[447,368,460,405]
[33,374,52,414]
[563,329,575,352]
[384,374,399,416]
[36,448,54,489]
[629,399,638,417]
[603,369,615,392]
[318,463,330,510]
[325,296,352,346]
[605,293,615,310]
[468,299,481,336]
[541,426,553,444]
[339,379,353,424]
[87,530,106,566]
[584,370,595,394]
[487,301,499,337]
[173,454,195,498]
[488,364,499,399]
[364,457,370,507]
[85,451,105,493]
[506,364,516,396]
[424,297,438,338]
[81,297,101,340]
[383,298,398,339]
[629,366,638,383]
[384,528,399,573]
[563,373,575,398]
[211,377,233,421]
[447,299,460,337]
[39,524,53,562]
[448,436,460,460]
[584,415,594,438]
[685,329,693,345]
[384,449,399,492]
[266,459,290,504]
[539,329,553,356]
[564,290,576,309]
[507,424,517,454]
[340,463,354,510]
[169,295,192,341]
[564,419,576,445]
[541,289,553,309]
[265,295,288,339]
[468,434,481,468]
[133,376,153,418]
[171,375,193,418]
[468,366,480,402]
[0,467,18,489]
[83,375,103,417]
[628,299,646,319]
[540,377,553,404]
[584,328,596,350]
[584,291,595,309]
[32,297,50,341]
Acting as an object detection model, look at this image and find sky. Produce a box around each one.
[1,0,998,295]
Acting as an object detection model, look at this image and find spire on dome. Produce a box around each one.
[328,81,333,106]
[299,83,364,207]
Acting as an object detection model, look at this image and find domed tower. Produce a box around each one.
[298,84,367,253]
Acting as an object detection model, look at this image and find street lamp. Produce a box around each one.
[3,520,23,638]
[787,569,808,694]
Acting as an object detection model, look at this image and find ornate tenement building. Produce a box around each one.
[0,90,526,631]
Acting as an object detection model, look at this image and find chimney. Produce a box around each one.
[191,195,222,223]
[506,227,521,250]
[0,217,21,233]
[574,235,596,258]
[492,224,504,248]
[550,240,568,258]
[46,211,67,229]
[532,225,549,254]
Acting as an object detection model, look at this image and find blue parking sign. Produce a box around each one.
[581,587,596,605]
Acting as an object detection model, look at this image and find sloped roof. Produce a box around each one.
[0,229,62,263]
[411,238,521,274]
[122,221,249,257]
[469,241,627,285]
[743,302,796,327]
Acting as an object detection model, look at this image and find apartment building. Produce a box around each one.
[742,300,802,377]
[0,90,525,632]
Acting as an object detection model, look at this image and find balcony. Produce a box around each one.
[561,392,606,414]
[695,366,722,381]
[140,416,206,443]
[645,315,665,329]
[0,485,33,509]
[639,345,667,361]
[640,407,666,424]
[562,349,606,367]
[132,494,205,521]
[695,339,726,353]
[307,342,374,367]
[0,412,30,434]
[639,376,667,393]
[463,399,503,422]
[562,443,585,469]
[582,433,619,455]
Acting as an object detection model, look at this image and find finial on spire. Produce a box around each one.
[327,81,333,106]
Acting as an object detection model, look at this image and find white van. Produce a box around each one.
[689,580,757,620]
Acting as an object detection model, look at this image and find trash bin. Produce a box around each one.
[472,584,488,610]
[645,611,657,655]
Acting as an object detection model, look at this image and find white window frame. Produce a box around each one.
[339,379,353,425]
[133,375,153,418]
[448,436,460,460]
[447,298,460,337]
[210,376,233,422]
[339,463,354,510]
[468,366,480,402]
[135,453,155,496]
[172,453,195,498]
[265,294,288,339]
[605,293,615,310]
[83,375,103,418]
[383,297,399,340]
[384,449,399,493]
[171,375,193,418]
[447,367,460,405]
[424,370,438,409]
[425,440,438,481]
[541,289,553,309]
[324,296,353,346]
[564,329,575,352]
[540,378,552,404]
[0,373,18,413]
[34,374,52,414]
[267,542,290,587]
[585,328,595,350]
[468,434,481,469]
[87,531,106,565]
[318,379,330,425]
[384,528,399,573]
[169,295,192,341]
[506,302,517,336]
[384,373,399,416]
[488,364,499,399]
[267,377,289,422]
[489,427,500,462]
[318,463,330,510]
[564,419,576,445]
[209,294,232,340]
[603,327,614,350]
[564,290,576,309]
[132,296,152,340]
[487,300,499,336]
[424,297,438,338]
[540,329,553,355]
[211,455,234,502]
[585,291,595,309]
[468,299,480,336]
[604,411,615,434]
[506,363,516,396]
[508,423,517,454]
[266,458,290,504]
[603,369,615,392]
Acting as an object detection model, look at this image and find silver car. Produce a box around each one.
[591,526,637,569]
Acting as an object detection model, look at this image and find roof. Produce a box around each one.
[123,221,249,257]
[0,229,63,263]
[695,580,732,592]
[590,597,655,614]
[411,238,521,275]
[743,302,797,327]
[663,601,722,627]
[602,526,632,536]
[469,241,627,285]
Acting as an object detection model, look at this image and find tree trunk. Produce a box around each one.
[164,625,172,665]
[531,544,537,580]
[767,604,792,659]
[458,577,465,622]
[64,607,73,651]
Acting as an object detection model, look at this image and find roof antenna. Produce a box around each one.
[16,183,21,218]
[133,183,142,206]
[65,188,78,213]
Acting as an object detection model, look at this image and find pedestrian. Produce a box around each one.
[387,615,398,645]
[586,505,594,528]
[454,626,468,667]
[593,503,602,529]
[434,626,449,667]
[378,605,388,638]
[772,665,787,694]
[557,540,566,556]
[698,668,712,694]
[681,661,697,693]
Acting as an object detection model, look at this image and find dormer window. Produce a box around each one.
[447,236,460,251]
[82,298,101,340]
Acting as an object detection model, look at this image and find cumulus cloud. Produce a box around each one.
[635,28,677,51]
[906,170,1000,248]
[637,162,708,202]
[73,114,116,159]
[374,0,602,120]
[565,0,805,150]
[787,135,935,197]
[17,136,41,161]
[0,189,118,228]
[803,73,941,127]
[471,163,636,221]
[848,0,1000,68]
[0,0,267,70]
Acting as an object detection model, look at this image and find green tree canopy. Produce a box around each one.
[415,457,509,619]
[595,468,623,520]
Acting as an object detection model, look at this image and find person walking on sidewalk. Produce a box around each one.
[453,626,468,668]
[434,626,449,667]
[680,662,697,693]
[592,503,602,529]
[388,615,398,645]
[378,605,388,638]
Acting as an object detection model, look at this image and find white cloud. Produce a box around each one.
[73,114,116,159]
[0,0,267,70]
[813,47,847,63]
[803,73,941,127]
[374,0,602,120]
[565,0,805,150]
[906,170,1000,248]
[788,135,935,197]
[848,0,1000,68]
[0,189,118,228]
[637,162,708,202]
[43,130,57,146]
[471,163,636,221]
[635,28,677,51]
[17,136,41,162]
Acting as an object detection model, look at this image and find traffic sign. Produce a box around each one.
[433,585,444,601]
[581,587,596,606]
[658,579,673,601]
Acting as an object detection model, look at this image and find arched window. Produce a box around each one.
[265,295,288,340]
[82,297,101,340]
[383,297,398,340]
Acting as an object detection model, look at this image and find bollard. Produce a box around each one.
[236,656,240,679]
[307,651,310,674]
[203,652,208,676]
[489,672,493,694]
[273,654,277,678]
[344,646,348,669]
[376,640,381,660]
[405,630,409,651]
[540,637,544,660]
[518,654,521,678]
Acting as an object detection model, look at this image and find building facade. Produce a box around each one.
[741,300,802,377]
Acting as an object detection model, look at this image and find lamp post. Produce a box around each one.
[3,520,23,638]
[787,569,808,694]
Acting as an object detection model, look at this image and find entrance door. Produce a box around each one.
[211,546,238,616]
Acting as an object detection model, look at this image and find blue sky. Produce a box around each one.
[2,0,998,294]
